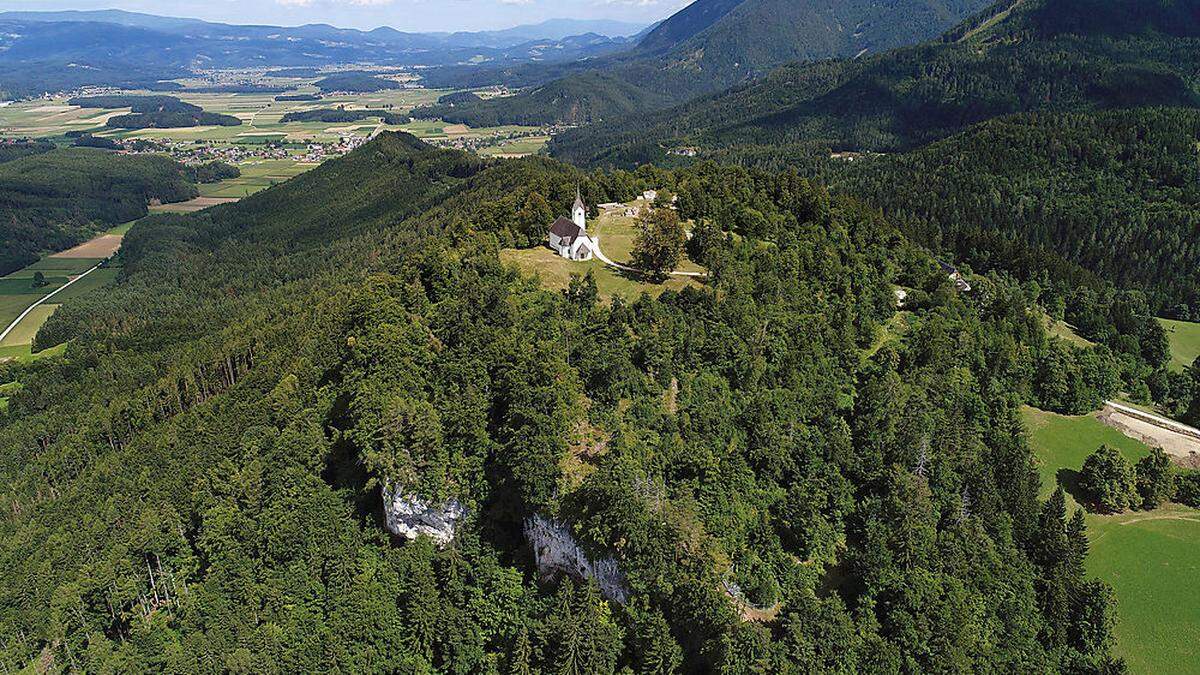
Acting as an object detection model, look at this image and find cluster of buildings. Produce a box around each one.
[111,136,369,166]
[424,127,545,153]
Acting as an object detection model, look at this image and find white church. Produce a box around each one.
[548,188,596,261]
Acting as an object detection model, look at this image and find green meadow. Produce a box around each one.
[1023,407,1200,674]
[198,159,316,199]
[499,248,702,301]
[1159,318,1200,373]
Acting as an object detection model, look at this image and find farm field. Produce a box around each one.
[1159,318,1200,373]
[0,90,540,148]
[0,224,129,362]
[0,256,99,329]
[196,159,316,199]
[1022,407,1200,674]
[479,135,550,157]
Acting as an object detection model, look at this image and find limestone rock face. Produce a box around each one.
[524,514,629,604]
[382,484,467,548]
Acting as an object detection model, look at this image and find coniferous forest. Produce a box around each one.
[2,0,1200,671]
[0,133,1132,672]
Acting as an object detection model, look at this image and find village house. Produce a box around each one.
[548,189,596,261]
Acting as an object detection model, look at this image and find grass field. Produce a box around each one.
[500,204,707,300]
[1159,318,1200,373]
[0,304,58,347]
[0,245,116,362]
[479,135,549,157]
[1022,407,1200,673]
[197,159,316,199]
[591,207,705,274]
[500,248,702,301]
[0,257,99,329]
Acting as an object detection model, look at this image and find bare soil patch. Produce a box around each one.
[50,234,123,259]
[151,196,239,213]
[1097,405,1200,465]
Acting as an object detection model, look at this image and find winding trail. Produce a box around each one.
[592,237,706,279]
[0,264,102,345]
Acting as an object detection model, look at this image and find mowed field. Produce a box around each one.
[1159,318,1200,373]
[1022,407,1200,674]
[0,221,129,362]
[479,135,550,157]
[199,160,316,199]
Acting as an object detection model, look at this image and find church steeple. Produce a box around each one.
[572,186,586,229]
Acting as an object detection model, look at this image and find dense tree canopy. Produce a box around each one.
[0,134,1132,672]
[0,148,197,275]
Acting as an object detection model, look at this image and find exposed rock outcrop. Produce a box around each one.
[524,514,629,604]
[382,484,467,548]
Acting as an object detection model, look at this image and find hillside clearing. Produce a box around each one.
[1022,406,1200,674]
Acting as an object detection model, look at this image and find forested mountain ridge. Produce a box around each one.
[825,108,1200,318]
[0,148,197,276]
[414,0,994,127]
[550,0,1200,165]
[0,132,1131,671]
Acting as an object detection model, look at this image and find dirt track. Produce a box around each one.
[50,234,123,259]
[1098,403,1200,465]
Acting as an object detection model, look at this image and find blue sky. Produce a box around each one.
[0,0,692,32]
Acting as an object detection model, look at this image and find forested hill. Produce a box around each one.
[0,148,197,276]
[550,0,1200,166]
[826,109,1200,318]
[0,131,1132,671]
[414,0,993,127]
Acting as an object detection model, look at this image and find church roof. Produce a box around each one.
[550,216,583,242]
[573,187,585,213]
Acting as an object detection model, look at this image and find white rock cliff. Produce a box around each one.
[382,483,467,548]
[524,514,629,604]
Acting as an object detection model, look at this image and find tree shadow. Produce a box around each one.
[1056,468,1085,503]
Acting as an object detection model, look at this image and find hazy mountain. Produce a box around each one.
[415,0,994,127]
[550,0,1200,165]
[0,11,642,97]
[0,10,645,47]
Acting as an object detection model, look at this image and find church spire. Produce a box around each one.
[572,185,586,229]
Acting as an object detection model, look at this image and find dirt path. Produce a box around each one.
[0,264,101,345]
[50,234,123,259]
[1098,401,1200,462]
[592,237,706,279]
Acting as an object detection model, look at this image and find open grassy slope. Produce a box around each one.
[1023,407,1200,674]
[1159,318,1200,373]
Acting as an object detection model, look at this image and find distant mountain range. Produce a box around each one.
[549,0,1200,165]
[413,0,996,126]
[0,10,648,98]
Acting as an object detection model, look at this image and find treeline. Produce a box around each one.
[183,161,241,185]
[69,95,243,129]
[0,133,1132,672]
[413,72,671,127]
[0,140,53,164]
[280,107,408,125]
[0,148,197,275]
[315,73,402,93]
